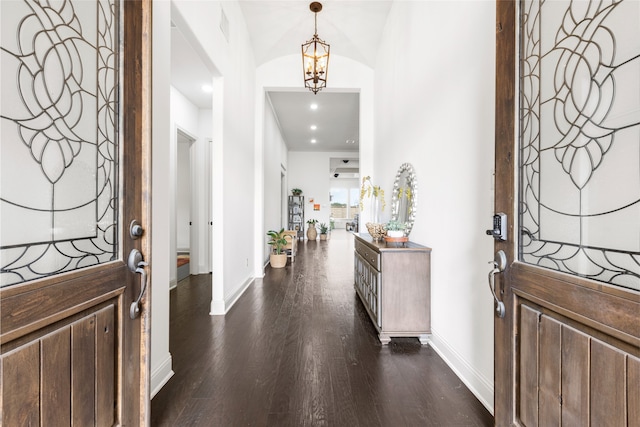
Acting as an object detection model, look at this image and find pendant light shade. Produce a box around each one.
[302,2,330,94]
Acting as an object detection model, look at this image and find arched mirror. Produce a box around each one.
[391,163,418,236]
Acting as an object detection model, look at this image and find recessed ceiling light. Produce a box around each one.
[311,139,317,144]
[310,103,318,110]
[202,84,213,93]
[310,125,317,130]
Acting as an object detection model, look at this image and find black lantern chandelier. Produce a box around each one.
[302,2,330,94]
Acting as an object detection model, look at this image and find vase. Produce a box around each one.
[371,196,382,224]
[307,226,317,240]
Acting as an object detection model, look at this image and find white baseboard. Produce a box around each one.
[429,329,494,415]
[169,278,177,290]
[210,298,225,315]
[150,354,174,399]
[210,277,254,316]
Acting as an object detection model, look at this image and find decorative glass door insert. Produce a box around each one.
[1,0,119,287]
[519,0,640,290]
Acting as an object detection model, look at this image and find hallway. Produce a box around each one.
[151,230,493,426]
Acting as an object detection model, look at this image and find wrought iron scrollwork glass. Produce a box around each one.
[391,163,418,236]
[519,0,640,290]
[1,0,120,287]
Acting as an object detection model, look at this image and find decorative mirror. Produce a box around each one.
[391,163,418,236]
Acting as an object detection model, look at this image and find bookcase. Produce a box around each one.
[287,196,304,239]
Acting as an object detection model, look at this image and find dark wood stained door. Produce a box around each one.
[494,1,639,425]
[0,0,152,425]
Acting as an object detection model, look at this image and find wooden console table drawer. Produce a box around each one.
[355,238,380,270]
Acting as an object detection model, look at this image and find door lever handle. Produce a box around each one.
[127,249,148,319]
[488,250,507,318]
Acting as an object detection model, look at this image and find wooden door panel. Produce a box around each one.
[1,301,118,426]
[41,327,72,426]
[512,263,640,350]
[517,300,638,426]
[539,315,561,426]
[72,315,98,425]
[1,341,40,426]
[561,326,589,426]
[629,356,640,427]
[1,266,125,343]
[590,340,626,426]
[96,305,116,426]
[519,305,539,426]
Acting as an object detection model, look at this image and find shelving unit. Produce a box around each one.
[288,195,304,239]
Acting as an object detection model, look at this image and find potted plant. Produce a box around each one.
[267,228,288,268]
[306,219,318,240]
[291,188,303,196]
[385,220,406,238]
[319,223,329,240]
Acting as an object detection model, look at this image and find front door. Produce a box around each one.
[1,0,151,425]
[494,0,639,425]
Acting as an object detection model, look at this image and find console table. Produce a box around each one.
[353,233,431,345]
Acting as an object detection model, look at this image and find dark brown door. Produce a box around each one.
[494,1,639,425]
[1,0,151,425]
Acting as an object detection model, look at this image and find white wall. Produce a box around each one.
[171,0,257,314]
[287,152,360,235]
[150,0,173,399]
[263,96,288,258]
[373,1,496,412]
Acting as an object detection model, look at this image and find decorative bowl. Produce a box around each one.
[366,222,387,241]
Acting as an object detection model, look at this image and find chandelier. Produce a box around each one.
[302,2,330,94]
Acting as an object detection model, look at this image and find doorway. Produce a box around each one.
[176,129,196,282]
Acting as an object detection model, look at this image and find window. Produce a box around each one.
[330,187,360,219]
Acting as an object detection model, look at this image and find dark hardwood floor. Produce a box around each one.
[151,230,494,426]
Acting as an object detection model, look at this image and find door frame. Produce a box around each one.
[494,1,517,423]
[122,0,153,423]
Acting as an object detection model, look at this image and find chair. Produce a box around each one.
[346,214,359,232]
[283,230,297,262]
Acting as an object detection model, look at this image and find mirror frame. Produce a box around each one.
[391,163,418,236]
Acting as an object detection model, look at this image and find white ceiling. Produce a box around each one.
[329,157,360,179]
[267,91,360,152]
[238,1,393,68]
[170,1,393,154]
